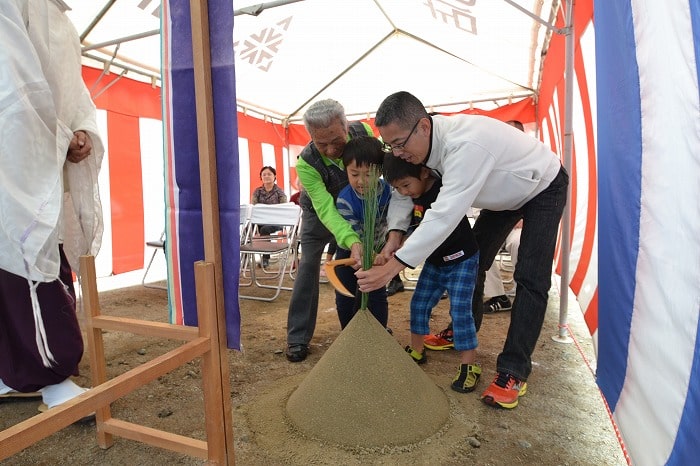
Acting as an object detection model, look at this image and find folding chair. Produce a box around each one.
[142,231,166,290]
[239,204,252,236]
[239,204,253,275]
[400,263,422,291]
[287,215,301,280]
[239,203,301,301]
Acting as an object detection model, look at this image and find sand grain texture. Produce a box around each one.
[286,309,449,447]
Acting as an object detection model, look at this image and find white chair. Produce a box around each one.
[239,204,252,238]
[142,231,166,290]
[239,203,301,301]
[400,262,422,291]
[239,204,253,275]
[287,214,301,280]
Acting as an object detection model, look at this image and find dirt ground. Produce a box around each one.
[1,269,627,465]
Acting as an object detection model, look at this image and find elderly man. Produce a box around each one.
[357,92,568,409]
[0,0,104,409]
[284,99,376,362]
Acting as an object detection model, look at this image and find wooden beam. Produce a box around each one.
[196,261,235,464]
[101,419,208,459]
[0,338,209,458]
[189,0,236,462]
[91,315,200,341]
[81,254,114,448]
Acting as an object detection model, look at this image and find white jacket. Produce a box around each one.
[392,114,561,268]
[0,0,103,281]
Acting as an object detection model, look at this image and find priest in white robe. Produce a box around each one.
[0,0,103,409]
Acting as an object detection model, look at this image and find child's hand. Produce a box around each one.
[350,242,363,269]
[380,231,404,259]
[373,254,387,266]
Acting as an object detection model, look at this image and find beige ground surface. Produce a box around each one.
[1,269,627,465]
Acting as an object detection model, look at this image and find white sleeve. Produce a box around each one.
[395,143,495,267]
[0,0,65,281]
[387,189,413,232]
[62,60,105,274]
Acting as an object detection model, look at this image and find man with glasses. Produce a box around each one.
[380,118,422,154]
[356,91,568,409]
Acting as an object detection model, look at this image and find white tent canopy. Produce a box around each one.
[67,0,559,122]
[68,0,161,86]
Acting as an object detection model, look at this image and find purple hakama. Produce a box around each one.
[0,246,83,392]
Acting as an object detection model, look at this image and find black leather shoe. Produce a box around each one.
[285,344,308,362]
[386,277,405,296]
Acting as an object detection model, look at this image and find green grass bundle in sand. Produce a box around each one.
[286,165,449,447]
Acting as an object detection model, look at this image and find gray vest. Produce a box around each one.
[299,121,370,213]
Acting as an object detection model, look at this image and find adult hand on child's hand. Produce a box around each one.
[356,257,404,292]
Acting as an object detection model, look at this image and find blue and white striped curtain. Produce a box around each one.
[596,1,700,464]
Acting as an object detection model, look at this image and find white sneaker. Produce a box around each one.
[40,378,88,409]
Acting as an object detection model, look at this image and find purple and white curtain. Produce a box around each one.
[596,1,700,464]
[162,0,241,349]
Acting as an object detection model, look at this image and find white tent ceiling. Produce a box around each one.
[68,0,560,122]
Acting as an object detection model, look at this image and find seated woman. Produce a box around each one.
[251,166,287,267]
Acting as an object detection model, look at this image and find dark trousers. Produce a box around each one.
[334,248,388,329]
[286,210,335,346]
[472,167,569,380]
[0,245,82,392]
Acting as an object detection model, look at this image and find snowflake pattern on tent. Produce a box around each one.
[234,17,292,72]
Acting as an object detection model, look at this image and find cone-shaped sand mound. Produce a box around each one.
[286,309,449,447]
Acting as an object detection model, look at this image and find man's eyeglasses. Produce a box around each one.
[381,119,421,153]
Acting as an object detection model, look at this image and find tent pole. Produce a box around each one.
[234,0,305,17]
[553,0,574,344]
[82,29,160,52]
